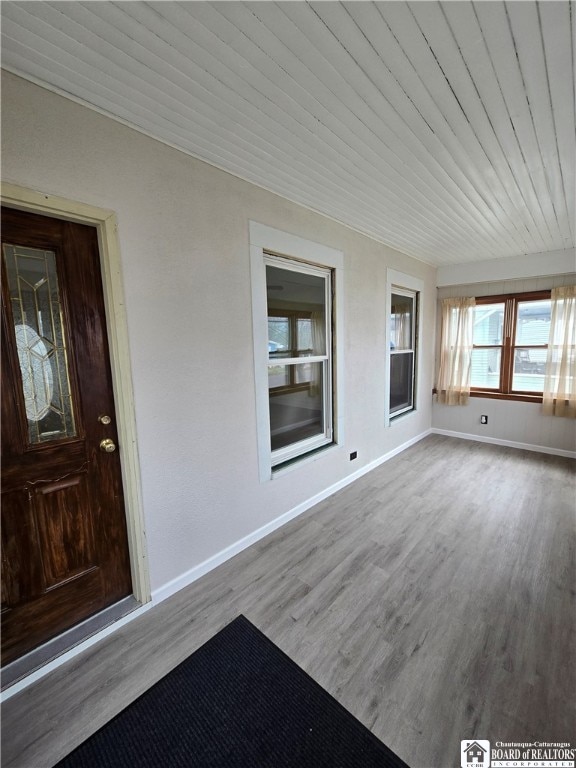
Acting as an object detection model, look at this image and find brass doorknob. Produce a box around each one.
[99,438,116,453]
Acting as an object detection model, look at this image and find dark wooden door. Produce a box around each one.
[1,207,132,666]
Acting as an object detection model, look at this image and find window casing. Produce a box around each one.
[265,256,333,466]
[250,222,344,480]
[389,288,418,418]
[471,290,551,401]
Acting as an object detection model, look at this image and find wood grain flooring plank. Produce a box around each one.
[2,435,574,768]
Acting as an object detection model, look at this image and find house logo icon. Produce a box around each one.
[461,740,490,768]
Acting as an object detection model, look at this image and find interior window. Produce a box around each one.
[390,289,418,417]
[265,259,333,465]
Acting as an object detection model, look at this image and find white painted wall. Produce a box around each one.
[1,73,436,596]
[432,274,576,455]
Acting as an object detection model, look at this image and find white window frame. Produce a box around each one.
[265,255,333,466]
[385,269,423,426]
[250,222,344,480]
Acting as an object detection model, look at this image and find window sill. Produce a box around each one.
[270,442,341,478]
[470,391,543,404]
[389,407,416,423]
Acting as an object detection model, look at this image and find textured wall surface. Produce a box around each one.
[2,72,437,594]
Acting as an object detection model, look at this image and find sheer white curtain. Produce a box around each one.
[310,310,325,397]
[542,285,576,418]
[394,306,412,349]
[436,297,476,405]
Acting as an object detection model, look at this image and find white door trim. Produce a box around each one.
[1,182,151,604]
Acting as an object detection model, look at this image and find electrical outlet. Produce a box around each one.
[349,451,357,461]
[480,415,488,425]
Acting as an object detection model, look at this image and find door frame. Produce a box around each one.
[1,182,150,606]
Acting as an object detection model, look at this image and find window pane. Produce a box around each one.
[266,265,326,356]
[268,364,290,388]
[268,362,324,451]
[390,293,413,350]
[297,318,313,353]
[515,300,551,345]
[390,352,413,414]
[267,361,316,388]
[3,244,77,444]
[294,361,315,384]
[513,348,546,391]
[471,348,501,389]
[268,317,289,355]
[473,304,504,345]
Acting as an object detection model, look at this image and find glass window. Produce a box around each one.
[471,292,551,399]
[512,299,551,392]
[471,303,504,390]
[390,353,413,414]
[390,290,417,417]
[265,259,332,465]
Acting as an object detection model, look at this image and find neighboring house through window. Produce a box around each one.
[471,291,551,401]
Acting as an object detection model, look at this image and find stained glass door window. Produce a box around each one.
[3,244,76,443]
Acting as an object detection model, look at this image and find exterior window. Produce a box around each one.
[390,289,418,417]
[472,291,551,399]
[266,257,333,466]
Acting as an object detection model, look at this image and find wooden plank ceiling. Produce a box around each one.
[1,1,574,266]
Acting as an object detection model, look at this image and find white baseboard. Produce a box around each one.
[152,429,433,605]
[431,428,576,459]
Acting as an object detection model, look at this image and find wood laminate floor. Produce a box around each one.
[2,435,575,768]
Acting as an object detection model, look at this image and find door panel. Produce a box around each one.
[34,474,96,589]
[1,207,132,666]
